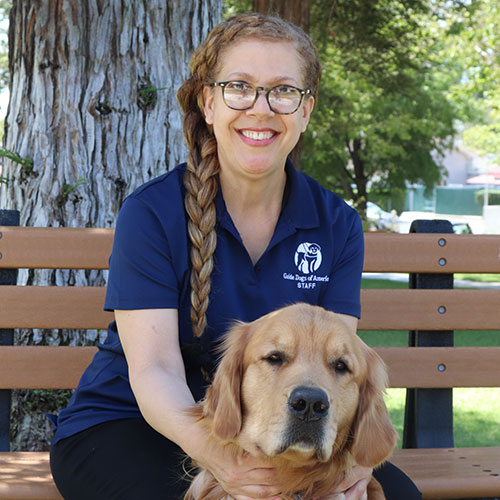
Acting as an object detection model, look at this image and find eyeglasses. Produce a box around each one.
[212,80,311,115]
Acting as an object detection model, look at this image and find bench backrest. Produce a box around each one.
[1,226,500,390]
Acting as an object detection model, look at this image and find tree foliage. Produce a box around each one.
[0,0,10,143]
[302,0,462,212]
[444,0,500,163]
[0,0,9,90]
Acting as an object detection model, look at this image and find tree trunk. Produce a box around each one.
[347,137,368,213]
[0,0,221,451]
[252,0,310,32]
[252,0,311,169]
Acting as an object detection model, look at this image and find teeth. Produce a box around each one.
[241,130,275,140]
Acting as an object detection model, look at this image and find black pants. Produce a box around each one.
[50,418,422,500]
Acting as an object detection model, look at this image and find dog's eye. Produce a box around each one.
[332,359,349,373]
[265,352,285,366]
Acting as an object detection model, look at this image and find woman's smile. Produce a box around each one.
[238,128,279,145]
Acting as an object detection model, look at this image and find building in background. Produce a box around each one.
[402,143,500,234]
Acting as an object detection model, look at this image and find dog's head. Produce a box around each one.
[201,303,397,469]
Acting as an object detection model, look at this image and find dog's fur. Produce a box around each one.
[185,304,398,500]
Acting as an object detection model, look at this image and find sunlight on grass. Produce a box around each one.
[455,273,500,283]
[454,388,500,447]
[384,388,500,448]
[384,389,406,448]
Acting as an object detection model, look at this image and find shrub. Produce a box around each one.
[475,189,500,206]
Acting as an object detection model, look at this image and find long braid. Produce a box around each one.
[178,69,220,337]
[184,138,219,338]
[177,13,322,338]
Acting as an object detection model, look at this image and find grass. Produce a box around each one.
[383,388,500,448]
[361,277,500,448]
[363,274,500,285]
[455,273,500,283]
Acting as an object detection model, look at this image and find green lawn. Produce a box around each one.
[455,273,500,283]
[383,388,500,448]
[361,277,500,448]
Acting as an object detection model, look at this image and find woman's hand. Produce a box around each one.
[341,466,372,500]
[344,478,369,500]
[325,465,373,500]
[194,443,282,500]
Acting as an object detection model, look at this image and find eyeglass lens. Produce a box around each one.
[223,81,302,114]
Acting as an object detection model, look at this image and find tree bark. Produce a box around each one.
[252,0,311,169]
[347,137,368,213]
[252,0,310,32]
[1,0,221,451]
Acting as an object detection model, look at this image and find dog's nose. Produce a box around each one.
[288,386,330,422]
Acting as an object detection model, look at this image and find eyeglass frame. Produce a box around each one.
[211,80,312,115]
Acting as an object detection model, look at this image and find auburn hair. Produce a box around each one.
[177,13,321,337]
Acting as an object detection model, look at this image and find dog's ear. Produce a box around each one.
[351,346,398,467]
[202,323,249,441]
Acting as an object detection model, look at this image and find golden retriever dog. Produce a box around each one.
[185,303,398,500]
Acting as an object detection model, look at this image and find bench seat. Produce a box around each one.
[1,448,500,500]
[0,452,62,500]
[392,447,500,499]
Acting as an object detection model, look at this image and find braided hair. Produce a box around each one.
[176,13,321,338]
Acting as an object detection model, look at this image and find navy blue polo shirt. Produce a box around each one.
[53,160,364,444]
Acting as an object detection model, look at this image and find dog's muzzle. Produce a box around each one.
[278,386,330,459]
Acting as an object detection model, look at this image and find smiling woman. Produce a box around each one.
[49,13,420,500]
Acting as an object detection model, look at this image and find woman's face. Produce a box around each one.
[203,38,314,184]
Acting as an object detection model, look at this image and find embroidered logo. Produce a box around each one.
[282,242,329,289]
[294,242,322,275]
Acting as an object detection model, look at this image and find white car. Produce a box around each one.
[366,202,399,231]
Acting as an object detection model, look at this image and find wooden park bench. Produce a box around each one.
[0,208,499,499]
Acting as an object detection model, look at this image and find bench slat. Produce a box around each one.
[2,227,500,274]
[391,447,500,499]
[378,347,500,388]
[0,226,113,269]
[1,345,499,389]
[0,346,97,389]
[2,286,500,331]
[359,288,500,330]
[364,232,500,273]
[0,286,113,329]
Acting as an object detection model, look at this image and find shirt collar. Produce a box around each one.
[215,157,321,234]
[281,158,320,230]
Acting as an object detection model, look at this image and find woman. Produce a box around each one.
[50,13,422,500]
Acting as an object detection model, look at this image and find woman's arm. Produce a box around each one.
[115,308,281,500]
[116,308,194,441]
